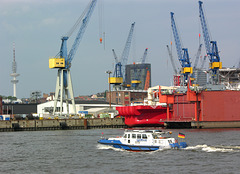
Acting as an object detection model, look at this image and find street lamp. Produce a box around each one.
[105,70,112,109]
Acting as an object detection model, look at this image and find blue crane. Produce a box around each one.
[112,49,122,79]
[199,1,222,84]
[170,12,192,84]
[49,0,97,116]
[109,22,135,89]
[121,22,135,86]
[131,48,148,89]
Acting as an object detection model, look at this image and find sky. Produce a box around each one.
[0,0,240,99]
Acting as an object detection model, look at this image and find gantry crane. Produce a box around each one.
[49,0,97,116]
[199,1,222,84]
[109,22,135,90]
[131,48,148,89]
[170,12,192,85]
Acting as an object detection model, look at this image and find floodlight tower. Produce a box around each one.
[10,42,20,98]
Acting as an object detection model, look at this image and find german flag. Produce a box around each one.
[178,133,185,138]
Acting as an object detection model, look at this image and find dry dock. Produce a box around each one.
[0,118,127,132]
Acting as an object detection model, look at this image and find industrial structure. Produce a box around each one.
[116,1,240,129]
[106,90,147,106]
[10,42,20,98]
[125,63,151,90]
[49,0,97,117]
[219,68,240,90]
[131,48,150,90]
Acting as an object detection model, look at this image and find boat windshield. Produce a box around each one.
[153,134,158,139]
[142,134,147,139]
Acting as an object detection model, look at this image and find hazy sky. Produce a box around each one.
[0,0,240,99]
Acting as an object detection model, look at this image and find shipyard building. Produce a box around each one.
[125,63,151,90]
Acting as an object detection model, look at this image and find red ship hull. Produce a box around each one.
[116,105,168,127]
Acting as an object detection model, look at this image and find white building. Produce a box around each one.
[37,101,119,118]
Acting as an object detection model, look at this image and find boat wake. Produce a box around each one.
[186,144,240,153]
[97,144,125,152]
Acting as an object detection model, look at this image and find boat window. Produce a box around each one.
[132,134,136,138]
[137,134,141,139]
[123,134,127,138]
[142,134,147,139]
[128,134,130,138]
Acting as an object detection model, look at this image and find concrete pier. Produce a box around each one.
[0,118,127,132]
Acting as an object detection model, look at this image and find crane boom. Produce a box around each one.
[170,12,183,66]
[166,45,178,74]
[193,44,202,69]
[120,22,135,82]
[199,1,211,56]
[112,49,119,64]
[136,48,148,81]
[66,0,97,68]
[59,0,97,87]
[200,55,207,69]
[141,48,148,64]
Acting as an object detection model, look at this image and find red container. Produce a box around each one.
[201,91,240,121]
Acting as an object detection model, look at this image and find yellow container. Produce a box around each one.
[183,67,193,74]
[49,58,65,68]
[108,77,123,84]
[131,80,141,84]
[210,62,222,69]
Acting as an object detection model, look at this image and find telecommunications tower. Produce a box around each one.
[10,42,20,97]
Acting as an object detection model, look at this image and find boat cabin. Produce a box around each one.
[121,130,175,146]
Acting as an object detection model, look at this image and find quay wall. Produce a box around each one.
[0,118,127,132]
[164,121,240,129]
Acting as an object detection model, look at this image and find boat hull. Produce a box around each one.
[98,139,187,151]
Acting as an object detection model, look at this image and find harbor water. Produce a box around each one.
[0,128,240,174]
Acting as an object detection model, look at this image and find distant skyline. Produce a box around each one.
[1,0,240,98]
